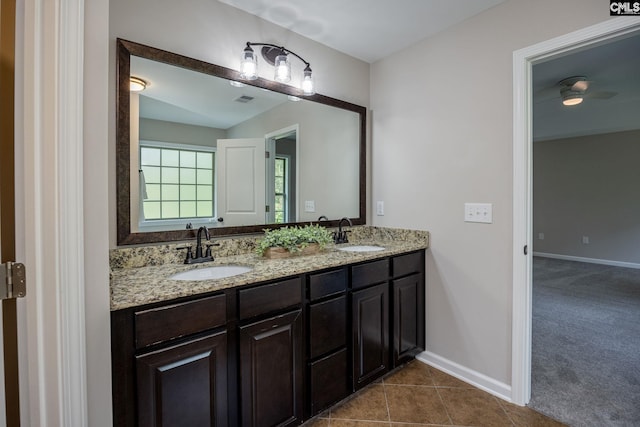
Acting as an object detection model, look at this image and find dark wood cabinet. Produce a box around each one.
[111,250,425,427]
[392,274,424,366]
[391,251,425,367]
[239,310,304,427]
[136,331,228,427]
[307,268,348,416]
[352,283,389,389]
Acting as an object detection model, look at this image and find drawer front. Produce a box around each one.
[351,259,389,290]
[309,296,347,358]
[239,277,302,320]
[308,268,347,301]
[309,348,348,415]
[392,251,423,278]
[135,294,226,349]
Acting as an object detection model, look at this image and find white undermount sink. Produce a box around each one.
[337,245,385,253]
[169,265,253,281]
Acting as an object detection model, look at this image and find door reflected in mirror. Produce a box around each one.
[117,39,366,245]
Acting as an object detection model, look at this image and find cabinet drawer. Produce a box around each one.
[392,251,423,278]
[351,259,389,289]
[309,348,348,415]
[309,295,347,358]
[308,268,347,301]
[239,277,302,320]
[135,294,226,349]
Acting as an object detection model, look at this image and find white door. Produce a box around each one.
[1,0,18,423]
[216,138,266,226]
[265,138,276,223]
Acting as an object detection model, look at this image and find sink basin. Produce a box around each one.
[170,265,253,281]
[337,245,385,253]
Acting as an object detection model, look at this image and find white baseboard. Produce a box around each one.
[415,351,513,403]
[533,252,640,270]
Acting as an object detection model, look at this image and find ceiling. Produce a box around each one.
[217,0,506,63]
[137,2,640,141]
[532,32,640,141]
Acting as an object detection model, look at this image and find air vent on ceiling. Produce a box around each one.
[234,95,254,103]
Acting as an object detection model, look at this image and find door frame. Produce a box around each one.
[17,0,88,424]
[511,17,640,405]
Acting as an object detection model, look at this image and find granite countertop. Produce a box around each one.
[110,236,428,311]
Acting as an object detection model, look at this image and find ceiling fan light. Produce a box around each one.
[240,45,258,80]
[561,88,584,106]
[562,97,583,106]
[274,54,291,83]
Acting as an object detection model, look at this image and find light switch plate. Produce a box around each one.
[304,200,315,212]
[464,203,493,224]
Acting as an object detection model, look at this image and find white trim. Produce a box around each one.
[512,17,640,406]
[58,0,88,424]
[21,0,88,424]
[416,351,512,402]
[533,252,640,270]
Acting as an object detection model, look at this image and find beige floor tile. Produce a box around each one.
[330,421,391,427]
[302,417,330,427]
[428,368,475,389]
[500,401,567,427]
[384,384,451,425]
[438,388,513,427]
[384,360,434,386]
[330,384,389,422]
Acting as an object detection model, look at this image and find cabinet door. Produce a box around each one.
[239,310,303,427]
[392,273,425,367]
[352,283,389,389]
[136,331,228,427]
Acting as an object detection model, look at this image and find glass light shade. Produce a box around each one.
[240,47,258,80]
[130,76,147,92]
[301,67,314,95]
[562,96,583,106]
[274,54,291,83]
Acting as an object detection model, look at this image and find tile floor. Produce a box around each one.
[304,360,566,427]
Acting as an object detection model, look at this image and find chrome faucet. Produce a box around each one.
[177,226,219,264]
[333,217,352,244]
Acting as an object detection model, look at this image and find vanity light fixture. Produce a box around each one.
[240,42,315,95]
[129,76,148,92]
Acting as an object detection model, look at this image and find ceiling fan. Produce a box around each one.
[535,75,617,106]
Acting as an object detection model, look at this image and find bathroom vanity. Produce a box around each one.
[110,232,427,427]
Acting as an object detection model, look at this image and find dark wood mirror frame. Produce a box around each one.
[116,39,367,245]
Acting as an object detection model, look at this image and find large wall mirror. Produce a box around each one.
[116,39,366,245]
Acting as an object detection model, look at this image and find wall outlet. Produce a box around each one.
[304,200,315,212]
[582,236,589,244]
[538,233,544,240]
[464,203,493,224]
[376,201,384,216]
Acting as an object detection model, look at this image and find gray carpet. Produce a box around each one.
[529,257,640,426]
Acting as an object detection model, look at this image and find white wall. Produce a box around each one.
[371,0,609,388]
[227,100,360,221]
[533,130,640,265]
[109,0,370,247]
[85,0,112,425]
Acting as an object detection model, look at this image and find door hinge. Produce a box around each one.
[265,205,270,213]
[1,262,26,300]
[265,151,270,158]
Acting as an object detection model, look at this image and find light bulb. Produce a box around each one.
[240,46,258,80]
[302,66,314,95]
[274,55,291,83]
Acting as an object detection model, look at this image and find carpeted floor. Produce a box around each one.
[529,257,640,426]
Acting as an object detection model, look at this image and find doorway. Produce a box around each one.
[528,32,640,425]
[511,18,640,407]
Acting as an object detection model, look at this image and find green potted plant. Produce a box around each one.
[256,224,333,258]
